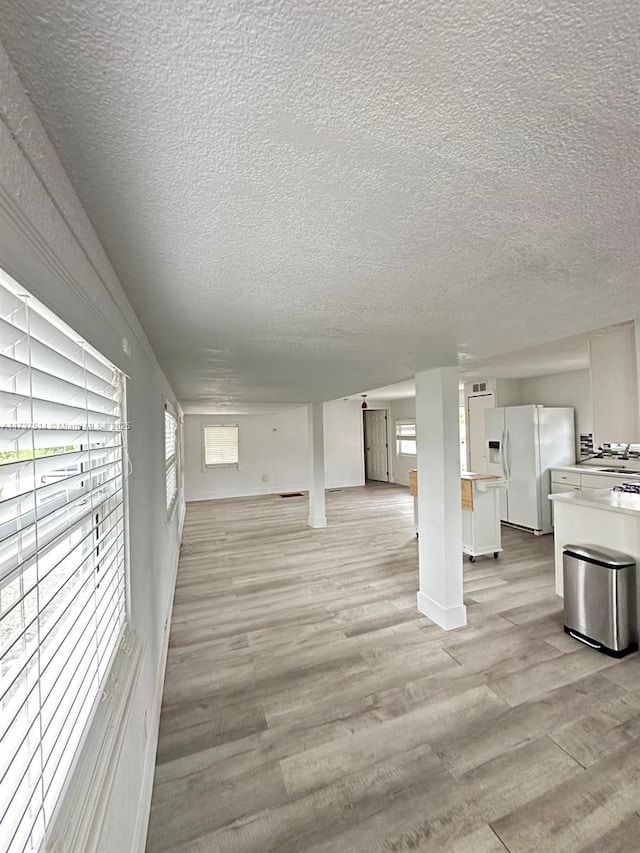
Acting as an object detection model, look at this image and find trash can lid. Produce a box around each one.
[563,544,636,568]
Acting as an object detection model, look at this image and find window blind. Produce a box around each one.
[203,424,238,468]
[164,407,178,515]
[0,272,127,853]
[395,419,416,456]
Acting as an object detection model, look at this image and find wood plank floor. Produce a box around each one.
[146,483,640,853]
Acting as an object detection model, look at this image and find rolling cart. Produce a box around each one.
[461,474,507,562]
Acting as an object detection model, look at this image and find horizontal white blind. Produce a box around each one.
[0,271,127,853]
[395,420,416,437]
[203,424,238,467]
[395,419,416,456]
[164,408,177,514]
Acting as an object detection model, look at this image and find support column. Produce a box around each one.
[633,319,640,441]
[415,367,466,630]
[307,402,327,528]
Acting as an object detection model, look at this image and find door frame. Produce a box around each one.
[466,392,495,473]
[362,407,393,483]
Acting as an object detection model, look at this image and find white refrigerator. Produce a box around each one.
[484,405,575,534]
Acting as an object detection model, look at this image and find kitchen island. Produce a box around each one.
[549,488,640,598]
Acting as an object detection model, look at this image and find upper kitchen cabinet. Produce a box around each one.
[590,323,640,447]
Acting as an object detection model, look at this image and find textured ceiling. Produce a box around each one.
[347,328,594,401]
[1,0,639,405]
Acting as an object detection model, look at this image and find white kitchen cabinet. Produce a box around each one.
[550,482,581,494]
[549,467,640,525]
[550,489,640,604]
[551,468,640,489]
[550,470,581,487]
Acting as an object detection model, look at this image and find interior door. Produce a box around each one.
[468,394,494,474]
[504,406,540,529]
[364,410,389,482]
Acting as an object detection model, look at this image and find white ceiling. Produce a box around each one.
[1,1,638,406]
[460,329,592,381]
[346,323,631,401]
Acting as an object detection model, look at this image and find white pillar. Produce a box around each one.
[307,402,327,528]
[633,319,640,441]
[415,367,466,630]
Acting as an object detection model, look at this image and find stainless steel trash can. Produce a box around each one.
[563,545,637,658]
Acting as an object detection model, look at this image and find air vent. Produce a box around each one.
[472,382,487,393]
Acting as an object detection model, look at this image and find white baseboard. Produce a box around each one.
[186,481,365,503]
[131,512,183,852]
[416,591,467,630]
[186,484,305,502]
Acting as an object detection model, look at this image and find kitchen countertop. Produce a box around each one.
[461,473,503,481]
[549,487,640,517]
[550,464,640,478]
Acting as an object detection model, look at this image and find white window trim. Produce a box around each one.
[45,630,142,853]
[0,268,129,853]
[202,423,239,470]
[164,403,179,521]
[395,417,417,457]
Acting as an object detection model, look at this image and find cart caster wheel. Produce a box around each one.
[493,552,499,559]
[468,555,476,563]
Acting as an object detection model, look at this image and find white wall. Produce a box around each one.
[495,378,523,407]
[325,400,366,488]
[0,44,183,852]
[184,400,365,501]
[389,397,416,486]
[519,369,592,458]
[590,325,639,445]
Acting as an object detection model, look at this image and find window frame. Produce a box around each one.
[0,269,129,853]
[202,423,239,470]
[164,403,179,520]
[395,418,417,458]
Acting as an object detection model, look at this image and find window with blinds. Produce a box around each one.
[0,271,127,853]
[202,424,239,468]
[165,406,178,515]
[395,419,417,456]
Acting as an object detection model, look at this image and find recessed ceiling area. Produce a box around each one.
[344,322,630,402]
[460,328,592,381]
[1,1,638,405]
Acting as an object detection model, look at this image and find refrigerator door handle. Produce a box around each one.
[505,430,511,480]
[500,429,508,480]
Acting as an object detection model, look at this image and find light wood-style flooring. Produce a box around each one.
[146,483,640,852]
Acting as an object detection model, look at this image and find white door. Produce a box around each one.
[468,394,494,474]
[504,406,541,530]
[364,410,389,482]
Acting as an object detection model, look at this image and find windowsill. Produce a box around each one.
[166,499,178,524]
[202,464,240,471]
[46,628,143,853]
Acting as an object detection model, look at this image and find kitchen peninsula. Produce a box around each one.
[549,488,640,598]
